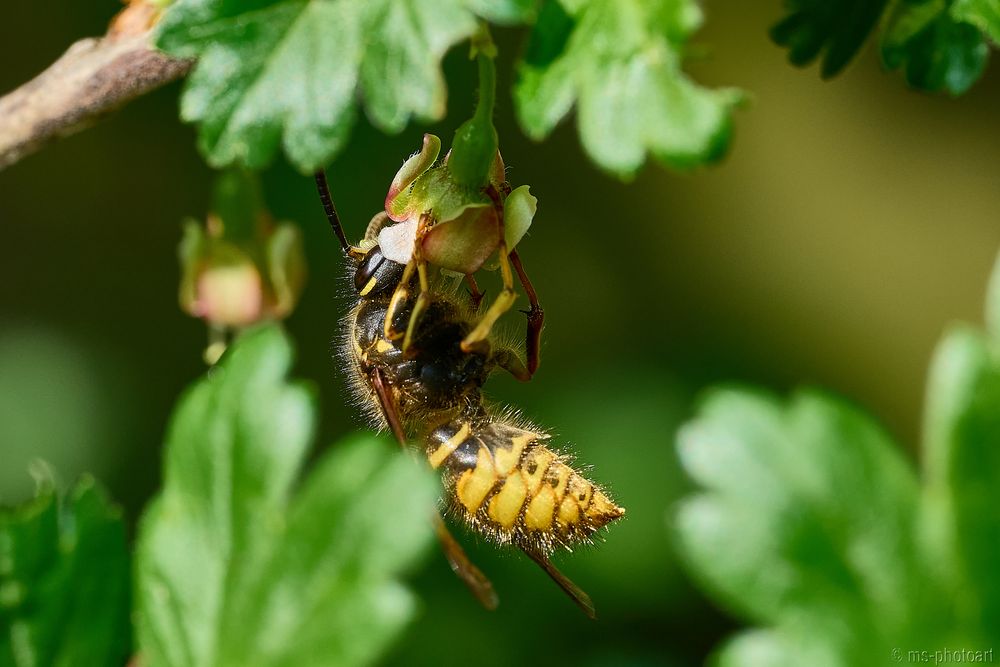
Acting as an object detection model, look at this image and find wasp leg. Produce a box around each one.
[523,549,596,619]
[464,273,485,311]
[401,260,431,355]
[493,346,531,382]
[364,211,393,243]
[383,259,417,341]
[370,369,499,611]
[461,241,517,353]
[509,249,544,377]
[433,514,499,610]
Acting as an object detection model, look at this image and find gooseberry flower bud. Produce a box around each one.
[178,171,306,360]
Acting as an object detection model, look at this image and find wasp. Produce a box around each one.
[315,171,624,617]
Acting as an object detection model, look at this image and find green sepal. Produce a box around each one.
[386,134,442,221]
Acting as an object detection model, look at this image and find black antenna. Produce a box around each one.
[314,170,351,254]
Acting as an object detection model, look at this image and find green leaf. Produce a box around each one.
[679,256,1000,664]
[135,325,437,667]
[952,0,1000,45]
[0,476,130,667]
[466,0,540,23]
[881,0,990,95]
[514,0,742,178]
[770,0,891,78]
[922,325,1000,644]
[712,628,844,667]
[674,388,921,664]
[156,0,506,173]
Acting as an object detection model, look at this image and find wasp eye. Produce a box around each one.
[354,246,404,297]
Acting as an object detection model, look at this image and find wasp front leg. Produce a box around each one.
[461,240,517,354]
[383,259,417,341]
[382,256,432,354]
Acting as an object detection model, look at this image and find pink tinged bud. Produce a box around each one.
[503,185,536,250]
[194,263,264,327]
[421,206,500,274]
[386,133,441,221]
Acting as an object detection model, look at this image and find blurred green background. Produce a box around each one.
[2,2,1000,665]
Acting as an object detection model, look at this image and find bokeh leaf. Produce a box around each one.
[514,0,742,178]
[156,0,500,173]
[922,320,1000,642]
[952,0,1000,44]
[0,475,130,667]
[771,0,998,94]
[466,0,540,23]
[675,389,921,664]
[135,324,437,667]
[881,0,990,95]
[680,254,1000,663]
[770,0,890,77]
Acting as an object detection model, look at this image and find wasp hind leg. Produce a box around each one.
[493,345,531,382]
[433,514,499,610]
[524,549,596,619]
[509,249,544,377]
[464,273,485,311]
[370,368,499,611]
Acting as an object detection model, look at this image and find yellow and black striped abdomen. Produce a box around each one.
[426,419,624,554]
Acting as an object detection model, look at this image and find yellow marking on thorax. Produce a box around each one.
[521,449,555,494]
[492,432,535,476]
[359,276,378,297]
[524,485,556,532]
[375,338,394,354]
[457,446,498,514]
[487,474,528,530]
[427,423,471,469]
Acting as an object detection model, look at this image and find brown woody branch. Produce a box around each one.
[0,2,192,172]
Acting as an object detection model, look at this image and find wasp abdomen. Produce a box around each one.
[427,420,624,554]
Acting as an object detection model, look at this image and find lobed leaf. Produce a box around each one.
[770,0,890,78]
[881,1,989,95]
[514,0,742,178]
[679,254,1000,664]
[675,388,922,664]
[952,0,1000,44]
[135,325,437,667]
[156,0,501,173]
[0,476,130,667]
[922,326,1000,645]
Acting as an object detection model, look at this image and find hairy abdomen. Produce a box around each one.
[426,418,624,554]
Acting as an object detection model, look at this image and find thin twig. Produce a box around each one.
[0,2,191,171]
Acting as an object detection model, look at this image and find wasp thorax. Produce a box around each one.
[354,245,405,298]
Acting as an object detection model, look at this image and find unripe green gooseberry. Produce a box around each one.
[448,52,498,189]
[449,117,498,189]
